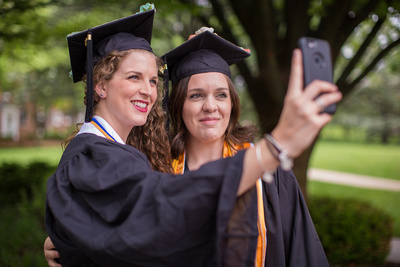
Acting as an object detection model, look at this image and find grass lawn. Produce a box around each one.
[309,180,400,237]
[310,140,400,180]
[0,146,63,166]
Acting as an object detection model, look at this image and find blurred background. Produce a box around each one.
[0,0,399,266]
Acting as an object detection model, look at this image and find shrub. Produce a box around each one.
[0,161,54,266]
[0,161,55,207]
[0,162,25,206]
[309,196,393,266]
[0,191,49,266]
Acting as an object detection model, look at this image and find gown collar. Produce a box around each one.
[76,115,125,145]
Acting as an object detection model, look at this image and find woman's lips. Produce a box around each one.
[132,100,148,112]
[200,117,219,124]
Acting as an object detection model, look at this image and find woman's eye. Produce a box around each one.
[217,93,228,98]
[189,93,203,99]
[150,79,158,85]
[129,75,139,80]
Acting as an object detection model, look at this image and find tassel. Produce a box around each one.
[161,57,170,132]
[85,30,94,122]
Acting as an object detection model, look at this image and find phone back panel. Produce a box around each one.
[298,37,336,114]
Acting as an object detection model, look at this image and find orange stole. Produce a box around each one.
[172,141,266,266]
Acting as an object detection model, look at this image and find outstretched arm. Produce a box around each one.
[238,49,342,195]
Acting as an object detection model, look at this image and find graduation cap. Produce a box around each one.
[161,30,250,129]
[67,9,155,122]
[162,30,250,84]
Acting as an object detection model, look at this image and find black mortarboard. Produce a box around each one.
[161,30,250,130]
[162,30,250,84]
[67,9,155,122]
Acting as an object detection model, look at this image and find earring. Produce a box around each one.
[99,93,104,98]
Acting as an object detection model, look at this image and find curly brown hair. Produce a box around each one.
[63,49,173,174]
[168,74,258,159]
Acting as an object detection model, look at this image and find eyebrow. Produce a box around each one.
[125,70,141,74]
[187,87,228,92]
[125,70,158,80]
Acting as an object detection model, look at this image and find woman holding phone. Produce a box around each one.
[163,29,331,266]
[44,10,341,266]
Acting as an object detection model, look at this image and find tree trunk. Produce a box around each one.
[292,139,318,204]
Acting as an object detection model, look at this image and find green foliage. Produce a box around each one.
[309,181,400,237]
[0,199,48,266]
[0,162,28,206]
[332,48,400,145]
[309,196,393,265]
[0,161,55,207]
[0,161,55,266]
[320,121,400,145]
[139,2,155,12]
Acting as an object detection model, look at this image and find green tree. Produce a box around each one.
[335,53,400,144]
[173,0,400,197]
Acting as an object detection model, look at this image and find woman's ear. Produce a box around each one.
[94,82,106,99]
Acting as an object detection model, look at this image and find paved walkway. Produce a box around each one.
[308,168,400,265]
[387,237,400,265]
[308,168,400,191]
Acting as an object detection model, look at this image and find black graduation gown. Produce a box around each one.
[264,167,329,266]
[45,134,258,267]
[176,144,328,267]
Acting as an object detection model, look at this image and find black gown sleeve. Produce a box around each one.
[263,167,329,267]
[46,134,257,267]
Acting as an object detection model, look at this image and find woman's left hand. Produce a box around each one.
[44,236,62,267]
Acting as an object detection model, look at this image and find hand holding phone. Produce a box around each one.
[298,37,336,114]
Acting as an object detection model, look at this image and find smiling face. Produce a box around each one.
[182,72,232,145]
[94,50,158,139]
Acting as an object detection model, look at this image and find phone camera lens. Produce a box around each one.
[313,52,326,69]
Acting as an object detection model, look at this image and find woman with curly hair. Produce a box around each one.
[61,49,173,174]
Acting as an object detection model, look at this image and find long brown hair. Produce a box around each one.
[168,74,258,159]
[63,49,173,173]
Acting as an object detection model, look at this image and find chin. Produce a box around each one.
[127,119,145,128]
[130,115,149,127]
[200,134,223,143]
[134,121,147,127]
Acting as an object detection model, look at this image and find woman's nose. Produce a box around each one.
[139,83,153,97]
[203,96,217,112]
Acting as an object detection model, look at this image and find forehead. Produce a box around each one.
[119,50,158,73]
[188,72,229,89]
